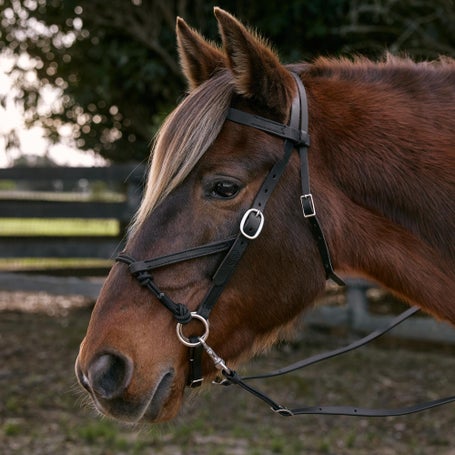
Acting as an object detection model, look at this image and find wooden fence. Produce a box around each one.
[306,278,455,345]
[0,164,145,270]
[1,164,454,344]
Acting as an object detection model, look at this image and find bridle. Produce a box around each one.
[117,72,455,417]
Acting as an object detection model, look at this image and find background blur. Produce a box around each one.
[1,0,454,165]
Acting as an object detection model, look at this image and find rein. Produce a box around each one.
[116,72,455,417]
[212,306,455,417]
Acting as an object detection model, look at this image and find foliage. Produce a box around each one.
[0,0,454,163]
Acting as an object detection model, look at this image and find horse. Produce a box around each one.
[75,7,455,424]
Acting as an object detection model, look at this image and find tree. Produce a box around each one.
[1,0,453,163]
[1,0,209,162]
[340,0,455,59]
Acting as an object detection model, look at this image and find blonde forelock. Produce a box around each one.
[132,70,234,230]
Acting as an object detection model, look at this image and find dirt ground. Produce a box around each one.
[1,290,455,455]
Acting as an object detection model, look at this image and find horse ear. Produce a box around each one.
[214,7,294,116]
[176,17,226,91]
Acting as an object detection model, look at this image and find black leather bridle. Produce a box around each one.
[117,72,455,417]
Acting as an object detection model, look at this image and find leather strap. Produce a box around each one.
[126,237,236,274]
[224,367,455,417]
[290,72,345,286]
[217,306,455,417]
[187,337,204,387]
[227,109,310,146]
[244,307,420,380]
[196,138,295,320]
[117,253,193,324]
[299,146,345,285]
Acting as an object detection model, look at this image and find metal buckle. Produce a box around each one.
[300,193,316,218]
[272,406,295,417]
[188,378,204,388]
[240,208,265,240]
[176,312,209,347]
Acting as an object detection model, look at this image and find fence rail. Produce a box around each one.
[306,278,455,345]
[0,199,126,219]
[0,164,145,264]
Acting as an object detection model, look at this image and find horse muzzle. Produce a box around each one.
[75,351,179,423]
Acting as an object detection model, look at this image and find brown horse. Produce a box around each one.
[75,8,455,423]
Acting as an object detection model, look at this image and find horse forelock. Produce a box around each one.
[132,70,234,231]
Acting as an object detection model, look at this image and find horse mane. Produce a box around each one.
[133,53,454,233]
[312,53,455,251]
[313,52,454,69]
[132,70,234,230]
[308,53,455,84]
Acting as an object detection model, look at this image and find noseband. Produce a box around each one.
[117,73,455,417]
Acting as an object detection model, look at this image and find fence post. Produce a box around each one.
[345,278,371,330]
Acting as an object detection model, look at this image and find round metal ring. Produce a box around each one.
[176,312,210,347]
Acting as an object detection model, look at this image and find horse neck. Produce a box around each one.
[304,73,455,323]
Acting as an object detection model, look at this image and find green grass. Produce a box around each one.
[3,421,22,437]
[0,218,120,237]
[0,257,113,271]
[0,218,119,271]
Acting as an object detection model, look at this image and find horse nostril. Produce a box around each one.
[87,352,133,400]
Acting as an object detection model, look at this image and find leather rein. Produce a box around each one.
[117,72,455,417]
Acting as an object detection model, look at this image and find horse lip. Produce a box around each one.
[142,369,176,421]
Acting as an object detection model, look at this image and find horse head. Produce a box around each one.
[75,8,329,423]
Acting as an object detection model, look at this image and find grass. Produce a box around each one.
[2,301,455,455]
[0,257,113,271]
[0,218,120,237]
[0,218,119,271]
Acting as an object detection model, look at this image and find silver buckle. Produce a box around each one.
[188,378,204,387]
[300,194,316,218]
[272,406,295,417]
[240,208,265,239]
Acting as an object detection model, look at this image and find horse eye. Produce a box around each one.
[210,181,240,199]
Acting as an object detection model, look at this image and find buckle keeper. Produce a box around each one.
[300,194,316,218]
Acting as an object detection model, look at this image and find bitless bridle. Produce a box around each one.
[117,72,455,417]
